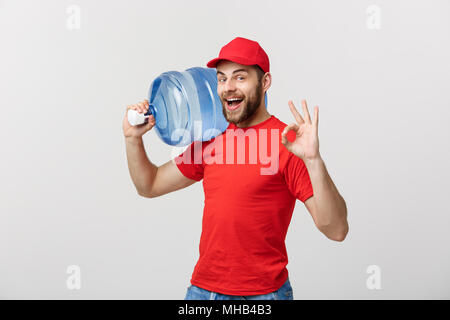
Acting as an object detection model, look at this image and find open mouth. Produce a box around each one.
[226,97,244,111]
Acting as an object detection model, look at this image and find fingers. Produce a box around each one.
[136,100,149,114]
[126,100,152,116]
[301,100,312,124]
[290,99,318,127]
[314,105,319,128]
[288,100,304,125]
[281,132,290,148]
[281,122,299,149]
[147,112,156,126]
[283,122,300,135]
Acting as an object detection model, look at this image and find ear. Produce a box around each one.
[262,72,272,92]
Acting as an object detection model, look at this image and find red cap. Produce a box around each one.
[206,37,270,73]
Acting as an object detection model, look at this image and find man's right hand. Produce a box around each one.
[123,99,156,139]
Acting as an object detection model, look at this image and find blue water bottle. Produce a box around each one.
[127,67,268,146]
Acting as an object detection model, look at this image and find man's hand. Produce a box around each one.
[123,99,156,139]
[281,99,321,162]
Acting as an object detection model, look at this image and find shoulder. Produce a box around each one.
[268,115,288,129]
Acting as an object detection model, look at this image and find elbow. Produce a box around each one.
[318,220,349,242]
[320,202,349,242]
[138,191,155,198]
[137,186,158,198]
[334,224,349,242]
[332,221,349,242]
[329,229,348,242]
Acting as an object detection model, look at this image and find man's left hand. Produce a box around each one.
[281,99,321,161]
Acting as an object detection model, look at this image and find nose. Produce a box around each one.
[223,78,236,94]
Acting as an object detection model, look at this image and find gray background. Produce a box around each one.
[1,0,449,299]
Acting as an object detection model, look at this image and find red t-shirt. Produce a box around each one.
[173,115,314,295]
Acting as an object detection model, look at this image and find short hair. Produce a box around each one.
[253,65,265,82]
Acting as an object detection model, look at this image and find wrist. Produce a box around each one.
[304,155,323,169]
[125,136,143,145]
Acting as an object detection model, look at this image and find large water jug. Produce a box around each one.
[127,67,268,146]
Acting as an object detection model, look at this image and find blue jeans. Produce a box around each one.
[184,278,294,300]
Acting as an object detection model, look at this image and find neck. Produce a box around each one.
[235,104,271,128]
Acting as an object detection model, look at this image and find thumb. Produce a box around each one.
[282,123,299,149]
[146,115,155,129]
[281,132,292,151]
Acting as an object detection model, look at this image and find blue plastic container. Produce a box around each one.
[141,67,268,146]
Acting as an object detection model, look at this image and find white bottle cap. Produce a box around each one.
[127,109,149,126]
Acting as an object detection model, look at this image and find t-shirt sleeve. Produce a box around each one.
[173,140,204,181]
[283,153,314,202]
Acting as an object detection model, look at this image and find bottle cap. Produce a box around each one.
[127,109,147,126]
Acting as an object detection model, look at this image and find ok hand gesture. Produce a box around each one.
[281,100,320,161]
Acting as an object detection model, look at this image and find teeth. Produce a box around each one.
[226,98,242,102]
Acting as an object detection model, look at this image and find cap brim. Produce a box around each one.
[206,55,257,69]
[206,57,222,68]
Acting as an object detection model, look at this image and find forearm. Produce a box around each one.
[125,137,158,195]
[304,156,348,239]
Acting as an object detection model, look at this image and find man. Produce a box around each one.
[123,37,348,300]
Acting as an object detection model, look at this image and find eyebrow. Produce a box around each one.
[216,68,249,76]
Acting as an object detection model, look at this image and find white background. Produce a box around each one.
[1,0,449,299]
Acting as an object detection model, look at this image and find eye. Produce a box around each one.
[237,76,245,80]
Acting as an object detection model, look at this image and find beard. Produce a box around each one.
[222,80,263,125]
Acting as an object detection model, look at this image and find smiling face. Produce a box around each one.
[216,60,267,125]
